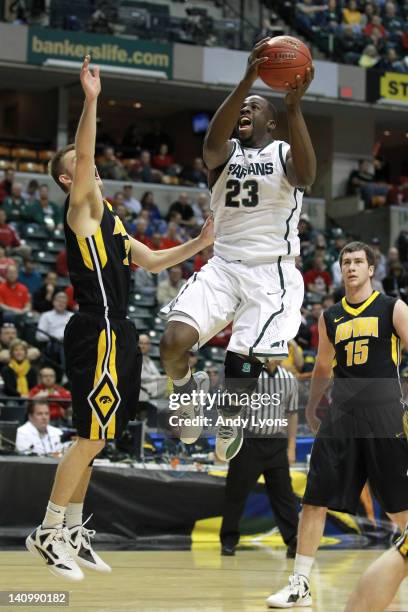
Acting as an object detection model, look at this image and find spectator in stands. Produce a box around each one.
[0,168,15,203]
[297,214,317,254]
[22,179,39,204]
[25,184,62,230]
[181,157,208,188]
[160,222,183,249]
[371,237,387,282]
[123,184,141,216]
[116,203,136,235]
[15,401,63,455]
[98,146,129,181]
[303,254,333,295]
[334,24,364,63]
[207,366,222,394]
[322,0,341,30]
[0,264,31,323]
[194,245,213,272]
[281,339,305,375]
[141,191,162,224]
[308,301,323,350]
[192,193,210,226]
[138,334,167,401]
[0,209,29,258]
[130,151,161,184]
[18,258,42,296]
[378,47,407,72]
[110,191,125,210]
[0,244,16,282]
[33,270,59,313]
[387,246,405,273]
[2,182,27,224]
[383,1,404,36]
[36,292,73,344]
[29,367,71,423]
[152,143,175,172]
[122,124,142,154]
[347,159,374,196]
[361,2,377,28]
[133,265,168,297]
[2,339,37,397]
[322,294,335,309]
[359,43,380,68]
[65,285,77,311]
[363,14,386,38]
[0,322,39,365]
[342,0,362,28]
[382,261,408,302]
[56,249,68,277]
[167,193,196,227]
[295,0,328,32]
[133,218,153,248]
[157,265,186,306]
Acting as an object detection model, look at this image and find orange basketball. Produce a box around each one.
[258,36,312,92]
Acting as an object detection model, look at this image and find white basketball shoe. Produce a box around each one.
[26,524,84,581]
[65,516,111,573]
[178,371,210,444]
[266,574,312,608]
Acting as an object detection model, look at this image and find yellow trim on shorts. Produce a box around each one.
[107,331,118,439]
[90,330,107,439]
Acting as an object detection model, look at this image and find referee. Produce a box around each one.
[220,359,299,557]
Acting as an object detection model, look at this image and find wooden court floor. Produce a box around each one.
[1,548,407,611]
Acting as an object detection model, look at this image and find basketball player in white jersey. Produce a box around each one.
[160,38,316,461]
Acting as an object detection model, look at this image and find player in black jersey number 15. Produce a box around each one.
[25,56,214,582]
[267,241,408,609]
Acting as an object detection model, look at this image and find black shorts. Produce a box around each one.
[64,312,142,440]
[303,402,408,514]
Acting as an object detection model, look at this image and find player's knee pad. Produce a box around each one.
[222,351,263,412]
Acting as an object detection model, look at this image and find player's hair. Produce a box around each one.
[339,241,376,267]
[49,143,75,193]
[266,99,277,122]
[28,400,49,416]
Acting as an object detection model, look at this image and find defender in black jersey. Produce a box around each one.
[25,56,214,582]
[267,241,408,609]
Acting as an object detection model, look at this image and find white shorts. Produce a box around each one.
[159,255,304,358]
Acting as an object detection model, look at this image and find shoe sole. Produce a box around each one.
[26,536,84,582]
[216,426,244,462]
[180,371,210,444]
[266,596,312,608]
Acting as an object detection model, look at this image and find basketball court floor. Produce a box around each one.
[1,547,407,611]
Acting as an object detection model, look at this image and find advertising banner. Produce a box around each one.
[27,26,173,79]
[366,69,408,104]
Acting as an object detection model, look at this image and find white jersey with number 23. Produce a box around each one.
[211,138,303,262]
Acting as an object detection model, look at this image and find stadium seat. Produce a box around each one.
[0,159,16,170]
[11,148,38,160]
[38,150,55,161]
[209,346,225,362]
[23,225,49,240]
[18,162,45,173]
[0,404,27,424]
[0,145,11,157]
[45,241,64,254]
[35,251,58,265]
[132,294,156,308]
[53,229,65,242]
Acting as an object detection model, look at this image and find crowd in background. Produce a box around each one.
[2,0,407,69]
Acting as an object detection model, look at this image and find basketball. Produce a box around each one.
[258,36,312,92]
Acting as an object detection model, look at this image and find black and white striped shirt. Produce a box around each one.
[247,365,298,437]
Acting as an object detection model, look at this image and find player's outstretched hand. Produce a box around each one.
[284,65,315,108]
[243,38,270,85]
[198,216,214,247]
[80,55,101,101]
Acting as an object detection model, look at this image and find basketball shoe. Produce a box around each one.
[215,406,246,461]
[66,516,111,572]
[266,574,312,608]
[26,524,84,581]
[177,371,210,444]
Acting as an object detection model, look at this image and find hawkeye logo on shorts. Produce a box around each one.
[335,317,379,345]
[227,162,274,180]
[88,372,120,425]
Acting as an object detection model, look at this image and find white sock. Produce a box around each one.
[294,553,314,579]
[65,502,84,529]
[42,501,66,529]
[173,368,192,387]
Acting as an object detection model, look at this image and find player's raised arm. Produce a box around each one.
[305,313,335,433]
[129,216,214,273]
[68,56,103,236]
[203,39,270,170]
[284,66,317,188]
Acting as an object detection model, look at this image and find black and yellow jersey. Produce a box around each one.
[323,291,402,406]
[64,197,131,317]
